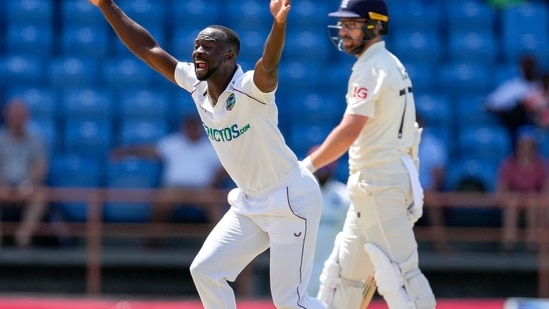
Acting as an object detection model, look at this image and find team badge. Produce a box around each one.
[226,93,236,111]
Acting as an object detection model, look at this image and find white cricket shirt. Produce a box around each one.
[345,41,417,172]
[174,62,298,196]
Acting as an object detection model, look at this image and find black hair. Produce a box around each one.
[208,25,240,57]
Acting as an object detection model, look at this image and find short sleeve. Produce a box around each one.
[240,70,275,103]
[345,64,386,118]
[174,62,197,92]
[155,134,173,160]
[497,159,513,186]
[223,69,276,108]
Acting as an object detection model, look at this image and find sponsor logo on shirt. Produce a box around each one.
[353,86,368,99]
[203,123,251,142]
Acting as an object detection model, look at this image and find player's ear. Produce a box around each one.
[224,51,235,62]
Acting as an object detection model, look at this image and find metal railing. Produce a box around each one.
[1,188,548,297]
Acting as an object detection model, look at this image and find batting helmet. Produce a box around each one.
[329,0,389,22]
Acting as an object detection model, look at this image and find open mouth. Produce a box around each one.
[195,60,208,71]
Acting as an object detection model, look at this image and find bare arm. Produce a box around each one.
[307,114,368,170]
[26,157,47,186]
[89,0,178,83]
[428,166,446,191]
[495,165,510,203]
[253,0,291,92]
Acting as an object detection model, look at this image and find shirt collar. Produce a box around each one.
[192,65,244,93]
[226,65,244,93]
[358,41,385,62]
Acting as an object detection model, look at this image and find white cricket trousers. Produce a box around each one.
[327,160,434,309]
[190,166,326,309]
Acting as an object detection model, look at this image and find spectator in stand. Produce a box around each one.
[524,72,549,129]
[496,125,549,252]
[306,145,349,296]
[111,114,230,231]
[485,55,541,141]
[0,99,49,248]
[417,115,450,252]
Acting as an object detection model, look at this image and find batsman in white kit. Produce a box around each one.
[89,0,326,308]
[301,0,437,308]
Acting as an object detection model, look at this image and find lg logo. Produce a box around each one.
[353,86,368,99]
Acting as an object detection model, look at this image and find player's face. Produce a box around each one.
[516,138,537,158]
[337,18,367,53]
[5,101,29,131]
[192,29,226,81]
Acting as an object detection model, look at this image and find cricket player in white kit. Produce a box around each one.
[89,0,325,308]
[301,0,437,308]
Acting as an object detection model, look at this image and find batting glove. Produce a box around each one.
[300,156,317,174]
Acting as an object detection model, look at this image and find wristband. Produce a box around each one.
[302,156,317,174]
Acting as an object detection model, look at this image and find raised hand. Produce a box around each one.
[270,0,291,23]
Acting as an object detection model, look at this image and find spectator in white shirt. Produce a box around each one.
[111,114,229,228]
[485,55,541,141]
